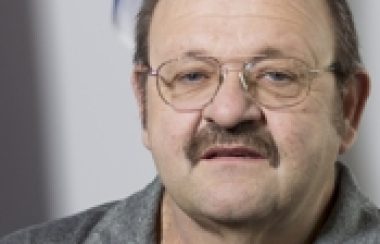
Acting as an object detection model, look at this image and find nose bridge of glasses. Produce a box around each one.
[220,63,249,92]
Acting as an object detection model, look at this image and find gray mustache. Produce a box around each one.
[184,121,280,167]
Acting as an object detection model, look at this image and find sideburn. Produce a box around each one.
[332,83,347,138]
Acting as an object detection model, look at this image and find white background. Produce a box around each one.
[28,0,380,219]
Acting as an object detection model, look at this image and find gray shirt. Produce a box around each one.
[1,163,379,243]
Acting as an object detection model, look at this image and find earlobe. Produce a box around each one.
[339,119,356,154]
[339,69,370,154]
[142,129,151,150]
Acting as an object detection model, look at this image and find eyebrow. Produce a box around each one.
[256,47,290,58]
[182,49,208,57]
[181,47,291,59]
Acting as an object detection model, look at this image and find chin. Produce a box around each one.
[197,203,277,228]
[193,187,278,225]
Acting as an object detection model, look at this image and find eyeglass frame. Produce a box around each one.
[136,55,336,112]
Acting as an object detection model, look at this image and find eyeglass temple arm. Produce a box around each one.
[134,64,158,76]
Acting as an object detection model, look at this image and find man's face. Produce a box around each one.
[142,0,343,222]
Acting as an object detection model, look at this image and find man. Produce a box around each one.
[1,0,378,243]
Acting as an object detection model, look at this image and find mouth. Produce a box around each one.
[200,146,266,161]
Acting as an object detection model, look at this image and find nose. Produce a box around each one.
[202,70,264,128]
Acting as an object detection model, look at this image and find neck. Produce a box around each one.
[159,173,337,244]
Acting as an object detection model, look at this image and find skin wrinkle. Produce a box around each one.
[149,15,328,72]
[150,0,332,66]
[306,71,345,136]
[152,38,319,78]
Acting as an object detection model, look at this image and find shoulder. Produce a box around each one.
[0,178,162,244]
[316,163,380,243]
[0,201,116,244]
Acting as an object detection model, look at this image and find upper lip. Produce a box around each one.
[200,146,266,160]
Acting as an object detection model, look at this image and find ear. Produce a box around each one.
[131,65,151,150]
[339,68,371,154]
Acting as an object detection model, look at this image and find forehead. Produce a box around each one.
[153,0,328,18]
[149,0,334,66]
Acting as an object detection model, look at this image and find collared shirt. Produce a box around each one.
[1,163,379,244]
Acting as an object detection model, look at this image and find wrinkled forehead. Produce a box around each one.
[149,0,334,65]
[153,0,329,19]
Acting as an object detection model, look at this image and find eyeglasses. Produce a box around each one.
[143,56,334,112]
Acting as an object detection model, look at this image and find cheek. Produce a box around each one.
[266,110,337,197]
[268,115,308,165]
[145,84,201,172]
[268,78,341,166]
[268,108,339,168]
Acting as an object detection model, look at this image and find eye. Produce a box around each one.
[175,71,211,84]
[263,71,297,83]
[252,69,300,88]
